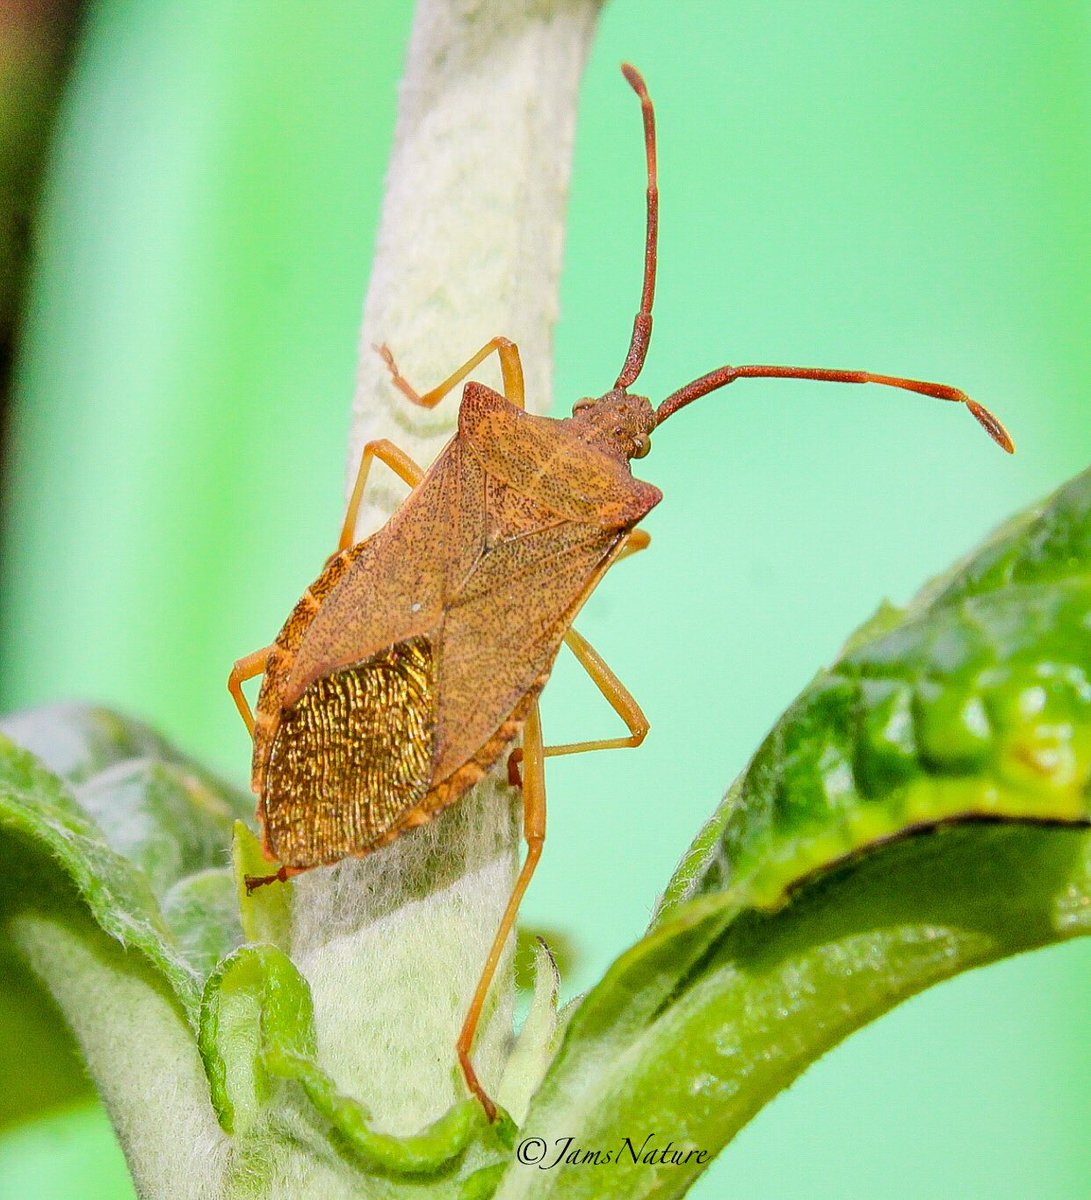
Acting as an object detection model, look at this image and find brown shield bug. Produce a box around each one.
[229,63,1012,1122]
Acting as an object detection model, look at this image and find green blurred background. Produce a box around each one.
[0,2,1089,1197]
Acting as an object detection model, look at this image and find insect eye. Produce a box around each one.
[572,397,595,415]
[632,434,651,459]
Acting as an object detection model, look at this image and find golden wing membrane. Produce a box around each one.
[262,636,436,867]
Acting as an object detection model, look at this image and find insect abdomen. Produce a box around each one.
[262,635,437,867]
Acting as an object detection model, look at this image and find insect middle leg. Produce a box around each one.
[507,628,650,786]
[340,439,425,551]
[231,441,426,726]
[507,530,652,784]
[457,700,546,1122]
[377,336,526,410]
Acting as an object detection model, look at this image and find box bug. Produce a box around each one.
[228,63,1012,1121]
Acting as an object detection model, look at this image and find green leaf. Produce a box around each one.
[232,820,292,950]
[200,943,502,1177]
[0,703,208,785]
[497,939,561,1123]
[658,467,1091,919]
[0,734,197,1016]
[0,704,259,1159]
[161,869,243,981]
[498,466,1091,1200]
[0,704,520,1192]
[0,705,252,1020]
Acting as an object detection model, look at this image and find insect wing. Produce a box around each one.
[434,511,621,780]
[262,636,436,866]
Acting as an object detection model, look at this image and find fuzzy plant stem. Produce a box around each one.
[288,0,605,1135]
[6,5,605,1198]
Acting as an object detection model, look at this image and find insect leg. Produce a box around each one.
[376,337,526,410]
[340,439,425,551]
[457,700,546,1122]
[228,646,273,736]
[613,527,651,564]
[506,530,650,784]
[508,628,649,787]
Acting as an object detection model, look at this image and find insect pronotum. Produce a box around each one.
[229,63,1013,1122]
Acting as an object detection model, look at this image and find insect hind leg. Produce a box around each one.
[244,863,306,892]
[458,701,546,1121]
[228,645,274,735]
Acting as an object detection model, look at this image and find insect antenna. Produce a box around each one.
[614,63,659,391]
[654,363,1015,452]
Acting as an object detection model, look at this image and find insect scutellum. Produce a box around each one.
[577,64,1014,464]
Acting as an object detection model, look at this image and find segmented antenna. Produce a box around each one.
[655,363,1015,452]
[615,63,659,391]
[610,65,1014,455]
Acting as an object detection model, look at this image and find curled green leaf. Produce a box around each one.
[499,467,1091,1200]
[0,705,253,1068]
[0,730,204,1016]
[199,943,497,1176]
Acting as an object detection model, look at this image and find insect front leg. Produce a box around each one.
[457,701,546,1122]
[613,527,651,563]
[228,645,274,735]
[377,336,526,410]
